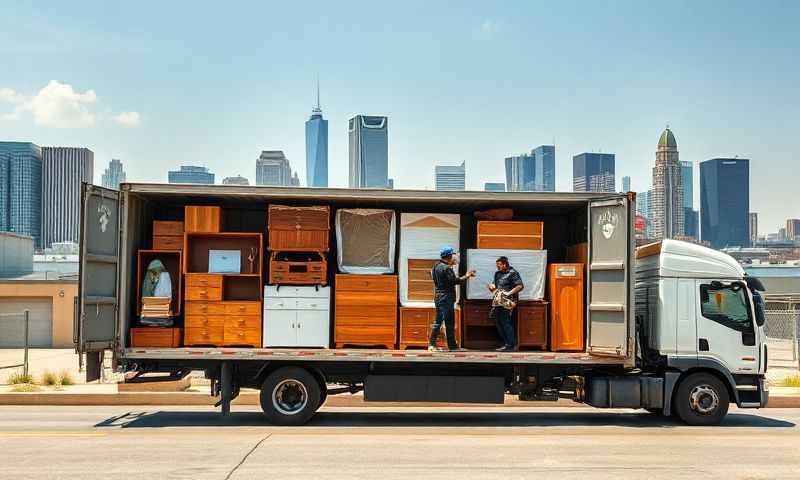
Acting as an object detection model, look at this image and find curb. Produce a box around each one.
[0,391,798,408]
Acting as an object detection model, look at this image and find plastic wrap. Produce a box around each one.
[399,213,460,307]
[466,249,547,300]
[336,209,396,274]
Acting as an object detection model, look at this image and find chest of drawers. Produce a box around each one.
[399,306,461,349]
[184,274,261,347]
[334,274,397,349]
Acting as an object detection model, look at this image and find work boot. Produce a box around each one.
[495,345,514,352]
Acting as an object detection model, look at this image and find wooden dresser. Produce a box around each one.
[517,301,548,350]
[463,300,548,350]
[334,274,397,349]
[399,306,461,349]
[152,221,184,251]
[184,274,262,347]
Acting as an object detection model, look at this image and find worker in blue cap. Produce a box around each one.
[429,246,476,352]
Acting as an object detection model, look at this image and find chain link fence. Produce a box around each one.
[0,311,31,376]
[762,295,800,371]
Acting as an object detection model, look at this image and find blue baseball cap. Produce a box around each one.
[440,246,455,258]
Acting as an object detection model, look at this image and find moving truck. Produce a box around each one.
[76,183,768,426]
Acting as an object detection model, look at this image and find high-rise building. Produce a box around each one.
[484,182,505,192]
[305,81,328,187]
[651,128,684,240]
[291,172,300,187]
[749,213,759,246]
[532,145,556,191]
[222,175,249,186]
[168,165,214,184]
[684,208,699,240]
[786,219,800,242]
[41,147,94,248]
[101,159,126,190]
[680,160,693,209]
[505,153,534,192]
[435,162,466,191]
[572,153,615,192]
[622,176,631,193]
[348,115,389,189]
[700,157,750,248]
[0,142,42,247]
[637,189,653,239]
[256,151,296,186]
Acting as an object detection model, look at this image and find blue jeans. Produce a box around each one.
[431,296,458,349]
[494,308,515,348]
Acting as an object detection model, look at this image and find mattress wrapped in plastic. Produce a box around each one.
[335,209,396,274]
[466,249,547,300]
[399,213,460,307]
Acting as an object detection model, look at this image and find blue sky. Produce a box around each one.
[1,1,797,232]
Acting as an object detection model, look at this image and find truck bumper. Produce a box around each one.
[736,376,769,408]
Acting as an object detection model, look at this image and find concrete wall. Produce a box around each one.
[0,233,34,277]
[0,280,78,347]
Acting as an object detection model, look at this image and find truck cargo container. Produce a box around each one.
[77,183,768,425]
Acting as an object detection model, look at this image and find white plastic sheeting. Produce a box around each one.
[399,213,460,307]
[335,209,396,274]
[466,249,547,300]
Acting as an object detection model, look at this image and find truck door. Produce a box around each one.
[587,196,633,358]
[695,280,759,374]
[77,184,120,382]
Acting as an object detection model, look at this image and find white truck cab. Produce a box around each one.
[635,240,768,424]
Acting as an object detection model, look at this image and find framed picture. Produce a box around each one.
[209,250,241,273]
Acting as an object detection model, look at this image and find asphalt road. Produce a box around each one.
[0,405,798,479]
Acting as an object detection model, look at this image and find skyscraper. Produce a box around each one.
[680,161,693,209]
[786,218,800,242]
[348,115,389,188]
[700,157,750,248]
[41,147,94,248]
[505,153,535,192]
[0,142,42,247]
[637,189,653,239]
[572,153,615,192]
[484,182,505,192]
[435,162,466,191]
[305,81,328,187]
[256,151,296,186]
[749,213,759,246]
[168,165,214,184]
[532,145,556,191]
[222,175,249,185]
[622,176,631,193]
[101,159,126,190]
[651,128,684,240]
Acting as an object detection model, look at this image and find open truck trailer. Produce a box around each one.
[76,183,767,425]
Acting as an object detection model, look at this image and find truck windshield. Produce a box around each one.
[699,283,753,332]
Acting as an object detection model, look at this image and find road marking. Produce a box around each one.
[0,431,106,437]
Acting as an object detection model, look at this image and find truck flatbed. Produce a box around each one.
[124,347,625,365]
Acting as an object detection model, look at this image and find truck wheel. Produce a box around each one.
[674,373,729,426]
[259,367,321,426]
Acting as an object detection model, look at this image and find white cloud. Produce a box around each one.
[114,111,141,127]
[0,80,139,128]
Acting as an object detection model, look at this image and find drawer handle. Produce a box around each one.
[238,332,245,337]
[238,306,246,311]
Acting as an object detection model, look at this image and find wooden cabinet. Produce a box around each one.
[549,263,585,351]
[183,297,261,347]
[399,307,461,349]
[463,300,500,350]
[476,221,543,250]
[406,259,437,303]
[268,205,330,251]
[153,221,184,251]
[185,206,221,233]
[269,251,327,285]
[334,274,397,349]
[263,285,330,347]
[517,301,548,349]
[130,327,182,347]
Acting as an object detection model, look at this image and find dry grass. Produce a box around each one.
[780,374,800,388]
[11,383,42,393]
[59,370,76,386]
[41,370,60,386]
[6,371,34,385]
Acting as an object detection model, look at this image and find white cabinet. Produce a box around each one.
[264,286,330,348]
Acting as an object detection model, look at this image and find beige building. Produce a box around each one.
[651,127,684,240]
[0,275,77,348]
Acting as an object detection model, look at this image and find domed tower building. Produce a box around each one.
[650,127,684,240]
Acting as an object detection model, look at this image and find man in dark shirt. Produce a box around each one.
[488,256,524,352]
[430,246,475,352]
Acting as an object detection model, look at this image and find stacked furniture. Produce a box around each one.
[267,205,330,285]
[476,221,543,250]
[183,206,263,347]
[548,263,585,351]
[462,300,549,350]
[334,274,397,349]
[465,249,547,301]
[263,286,330,347]
[335,209,396,274]
[152,221,184,251]
[397,213,462,348]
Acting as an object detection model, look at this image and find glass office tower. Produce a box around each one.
[348,115,389,188]
[700,158,750,248]
[572,152,615,192]
[305,88,328,187]
[532,145,555,191]
[0,142,43,247]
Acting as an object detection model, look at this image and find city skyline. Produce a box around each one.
[0,2,797,230]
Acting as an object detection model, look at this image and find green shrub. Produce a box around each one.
[59,370,76,386]
[41,370,59,386]
[780,374,800,388]
[6,371,34,385]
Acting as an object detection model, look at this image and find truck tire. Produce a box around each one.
[674,373,729,426]
[259,367,322,426]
